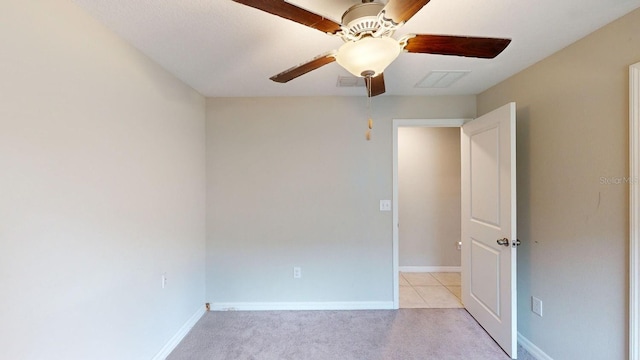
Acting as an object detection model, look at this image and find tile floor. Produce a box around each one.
[399,272,463,309]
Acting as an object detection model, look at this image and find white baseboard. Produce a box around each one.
[152,305,205,360]
[209,301,395,311]
[518,332,553,360]
[399,266,461,273]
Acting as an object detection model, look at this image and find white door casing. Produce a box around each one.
[630,62,640,360]
[461,103,517,358]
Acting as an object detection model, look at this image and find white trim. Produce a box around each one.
[399,266,461,273]
[393,119,467,127]
[392,118,470,309]
[630,62,640,360]
[209,301,395,311]
[152,306,206,360]
[518,332,554,360]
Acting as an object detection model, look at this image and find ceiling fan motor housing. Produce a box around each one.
[341,2,391,39]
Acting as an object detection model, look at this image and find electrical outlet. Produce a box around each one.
[161,273,167,289]
[293,267,302,279]
[532,296,543,317]
[456,241,462,250]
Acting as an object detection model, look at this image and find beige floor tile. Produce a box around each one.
[399,286,428,308]
[399,274,411,286]
[401,272,440,286]
[431,272,461,286]
[414,286,463,308]
[446,285,462,299]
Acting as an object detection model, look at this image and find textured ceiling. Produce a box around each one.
[72,0,640,97]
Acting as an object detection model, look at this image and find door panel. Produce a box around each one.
[470,238,501,317]
[470,125,500,226]
[462,102,517,358]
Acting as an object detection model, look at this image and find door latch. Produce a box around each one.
[497,238,521,247]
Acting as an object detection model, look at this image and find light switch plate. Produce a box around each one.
[380,200,391,211]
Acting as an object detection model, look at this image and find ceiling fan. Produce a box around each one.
[232,0,511,97]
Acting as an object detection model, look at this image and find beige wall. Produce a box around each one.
[477,8,640,359]
[0,1,206,359]
[206,96,475,305]
[398,127,461,267]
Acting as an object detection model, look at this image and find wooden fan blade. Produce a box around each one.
[404,34,511,58]
[365,73,386,97]
[270,52,336,83]
[381,0,431,25]
[232,0,341,34]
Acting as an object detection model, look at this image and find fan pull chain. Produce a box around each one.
[366,75,373,141]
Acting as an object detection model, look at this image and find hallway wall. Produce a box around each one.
[398,127,461,267]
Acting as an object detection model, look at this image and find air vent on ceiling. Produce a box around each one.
[337,76,366,87]
[415,71,470,89]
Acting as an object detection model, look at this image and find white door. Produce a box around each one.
[461,103,517,358]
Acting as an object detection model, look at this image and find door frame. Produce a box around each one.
[392,118,468,309]
[630,62,639,360]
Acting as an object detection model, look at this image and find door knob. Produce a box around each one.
[496,238,510,246]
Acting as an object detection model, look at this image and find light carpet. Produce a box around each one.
[167,309,535,360]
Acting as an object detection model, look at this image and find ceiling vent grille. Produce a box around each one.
[415,71,470,88]
[336,76,366,87]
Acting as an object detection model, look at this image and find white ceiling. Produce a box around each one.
[72,0,640,97]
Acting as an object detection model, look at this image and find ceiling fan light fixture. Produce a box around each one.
[335,37,401,78]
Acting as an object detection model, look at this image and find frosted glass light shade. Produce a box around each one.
[335,37,401,77]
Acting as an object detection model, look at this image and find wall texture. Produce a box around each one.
[0,1,206,359]
[398,127,461,267]
[206,96,475,306]
[477,8,640,359]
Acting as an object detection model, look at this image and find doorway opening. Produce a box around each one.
[393,105,517,357]
[392,119,467,309]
